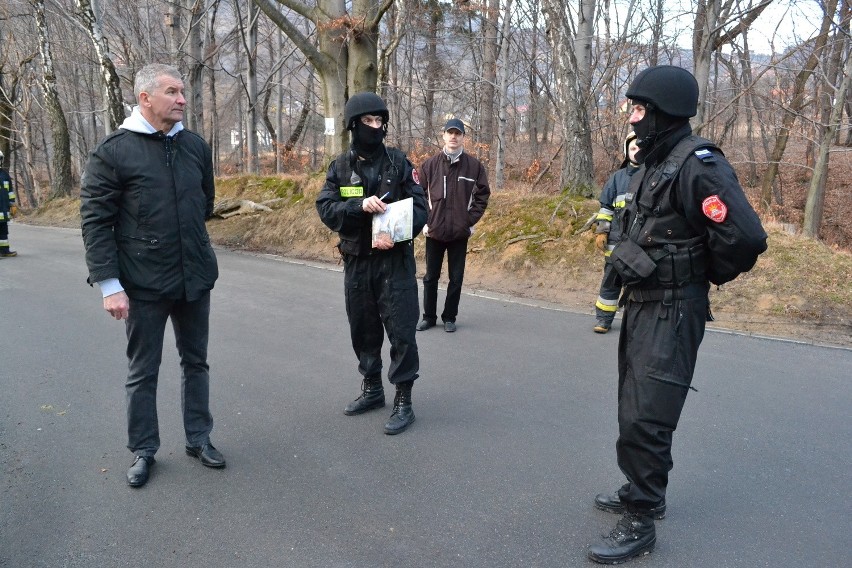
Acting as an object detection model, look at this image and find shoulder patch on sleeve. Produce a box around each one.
[702,195,728,223]
[694,148,716,163]
[412,168,420,185]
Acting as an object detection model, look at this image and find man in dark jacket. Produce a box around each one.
[416,118,490,333]
[588,66,768,564]
[316,92,427,435]
[81,63,224,488]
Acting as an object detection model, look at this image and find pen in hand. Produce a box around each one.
[379,192,391,201]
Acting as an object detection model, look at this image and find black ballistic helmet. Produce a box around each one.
[344,92,390,131]
[626,65,699,118]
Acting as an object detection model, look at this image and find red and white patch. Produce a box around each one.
[412,168,420,185]
[702,195,728,223]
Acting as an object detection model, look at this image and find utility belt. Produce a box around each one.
[337,238,410,259]
[623,282,709,304]
[610,239,707,288]
[620,281,712,322]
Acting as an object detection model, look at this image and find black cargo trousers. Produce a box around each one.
[615,282,709,511]
[343,242,420,385]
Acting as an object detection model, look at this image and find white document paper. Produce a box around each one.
[372,197,413,247]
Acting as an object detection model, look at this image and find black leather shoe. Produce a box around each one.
[344,377,385,415]
[384,382,415,435]
[416,319,436,331]
[185,442,226,468]
[443,321,456,332]
[127,455,154,487]
[594,489,666,519]
[588,512,656,564]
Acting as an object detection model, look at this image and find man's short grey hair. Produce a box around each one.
[134,64,183,99]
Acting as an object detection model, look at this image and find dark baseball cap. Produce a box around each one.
[443,118,465,134]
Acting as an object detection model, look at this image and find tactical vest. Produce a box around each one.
[617,135,720,289]
[334,147,408,256]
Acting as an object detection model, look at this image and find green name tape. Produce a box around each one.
[340,186,364,198]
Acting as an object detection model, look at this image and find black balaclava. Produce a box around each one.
[632,103,687,162]
[352,120,386,158]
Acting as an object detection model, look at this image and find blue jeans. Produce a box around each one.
[124,293,214,457]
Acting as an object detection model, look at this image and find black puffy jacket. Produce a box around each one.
[81,128,218,301]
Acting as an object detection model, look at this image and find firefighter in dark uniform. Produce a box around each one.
[0,150,18,257]
[588,66,768,564]
[316,92,427,435]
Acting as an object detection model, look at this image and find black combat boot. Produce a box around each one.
[588,512,655,564]
[594,484,666,519]
[383,381,415,435]
[344,377,385,415]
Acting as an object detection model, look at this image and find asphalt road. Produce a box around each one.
[1,224,850,568]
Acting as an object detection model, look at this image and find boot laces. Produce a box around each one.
[606,513,645,543]
[390,391,402,415]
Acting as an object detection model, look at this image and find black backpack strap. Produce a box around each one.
[636,135,719,211]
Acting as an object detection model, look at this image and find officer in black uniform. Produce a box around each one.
[316,92,427,435]
[588,66,768,564]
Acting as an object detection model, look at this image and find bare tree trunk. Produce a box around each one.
[844,98,852,146]
[69,66,93,170]
[574,0,594,91]
[235,53,245,172]
[648,0,664,66]
[804,35,851,238]
[379,0,405,127]
[541,0,595,196]
[692,0,720,130]
[737,37,759,185]
[276,30,285,173]
[480,0,500,158]
[186,0,206,133]
[20,109,41,207]
[206,2,220,173]
[526,0,541,158]
[168,0,183,65]
[261,83,279,169]
[74,0,125,133]
[32,0,74,199]
[423,0,442,144]
[495,0,513,189]
[245,0,259,173]
[759,0,838,210]
[282,80,312,154]
[15,90,39,207]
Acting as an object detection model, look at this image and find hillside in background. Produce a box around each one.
[24,173,852,349]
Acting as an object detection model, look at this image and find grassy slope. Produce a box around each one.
[25,174,852,347]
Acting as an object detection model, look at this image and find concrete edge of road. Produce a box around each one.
[22,224,851,353]
[232,246,852,353]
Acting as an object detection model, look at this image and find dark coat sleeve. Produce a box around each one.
[315,159,367,234]
[467,159,490,226]
[678,151,768,285]
[80,141,122,284]
[202,142,215,219]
